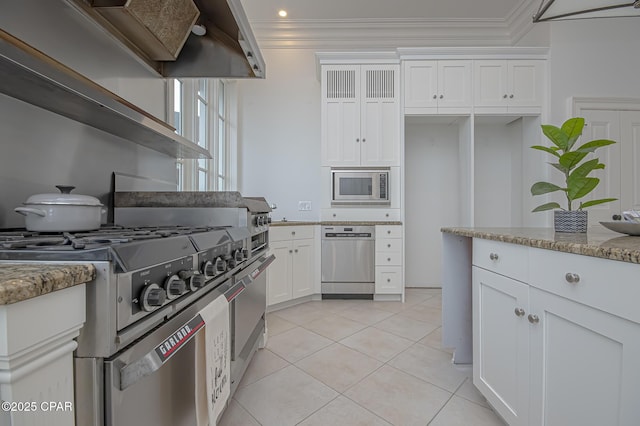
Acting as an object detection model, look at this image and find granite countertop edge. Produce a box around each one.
[0,264,96,305]
[270,221,402,227]
[441,227,640,264]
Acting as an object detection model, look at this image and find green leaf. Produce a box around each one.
[549,162,569,174]
[531,145,561,158]
[559,151,589,170]
[575,139,616,153]
[567,177,599,200]
[561,117,585,150]
[579,198,617,209]
[568,158,604,181]
[532,202,562,212]
[531,181,565,195]
[541,125,568,150]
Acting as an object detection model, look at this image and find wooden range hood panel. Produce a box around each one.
[91,0,200,61]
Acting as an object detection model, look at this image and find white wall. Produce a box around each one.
[405,119,462,287]
[548,18,640,123]
[237,49,322,221]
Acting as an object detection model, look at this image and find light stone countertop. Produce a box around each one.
[441,227,640,264]
[270,221,402,227]
[0,264,95,305]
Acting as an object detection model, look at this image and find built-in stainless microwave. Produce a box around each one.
[332,168,390,205]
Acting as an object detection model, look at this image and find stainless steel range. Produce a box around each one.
[0,220,273,426]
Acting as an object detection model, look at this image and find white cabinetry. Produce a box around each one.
[0,285,86,426]
[321,64,400,166]
[267,226,316,306]
[472,239,640,426]
[374,225,403,294]
[404,60,472,114]
[473,60,545,114]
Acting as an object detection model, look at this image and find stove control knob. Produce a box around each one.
[201,260,215,279]
[141,284,166,312]
[227,256,237,269]
[189,273,207,291]
[234,250,244,262]
[164,274,187,300]
[242,248,249,259]
[215,257,227,273]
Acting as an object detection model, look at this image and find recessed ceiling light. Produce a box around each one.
[278,9,288,18]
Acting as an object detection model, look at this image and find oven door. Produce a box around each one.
[103,279,241,426]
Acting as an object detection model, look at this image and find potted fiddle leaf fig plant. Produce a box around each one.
[530,117,616,233]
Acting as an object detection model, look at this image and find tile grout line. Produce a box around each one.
[425,376,468,425]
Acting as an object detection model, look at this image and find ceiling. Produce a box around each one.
[241,0,529,21]
[239,0,545,48]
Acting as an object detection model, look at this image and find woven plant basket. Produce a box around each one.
[554,210,588,233]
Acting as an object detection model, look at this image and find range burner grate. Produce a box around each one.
[0,225,230,250]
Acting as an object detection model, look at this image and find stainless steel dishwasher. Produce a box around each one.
[321,226,375,298]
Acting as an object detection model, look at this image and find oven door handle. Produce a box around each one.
[239,254,276,286]
[119,311,207,390]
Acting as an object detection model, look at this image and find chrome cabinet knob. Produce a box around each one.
[565,273,580,284]
[514,307,525,317]
[387,230,391,234]
[509,94,514,98]
[433,94,437,99]
[292,231,296,235]
[356,138,360,142]
[294,249,298,253]
[528,314,540,324]
[289,250,293,253]
[387,278,391,283]
[387,244,391,248]
[387,257,391,262]
[439,95,444,99]
[503,94,508,99]
[362,138,366,142]
[489,253,499,261]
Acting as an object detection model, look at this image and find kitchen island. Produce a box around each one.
[441,227,640,426]
[0,263,93,426]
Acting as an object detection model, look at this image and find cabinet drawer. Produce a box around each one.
[269,225,315,242]
[376,225,402,239]
[529,247,640,324]
[376,238,402,252]
[375,266,403,294]
[473,239,528,282]
[376,251,402,266]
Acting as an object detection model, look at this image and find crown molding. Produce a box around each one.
[250,18,514,49]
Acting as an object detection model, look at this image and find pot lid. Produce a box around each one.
[24,185,103,206]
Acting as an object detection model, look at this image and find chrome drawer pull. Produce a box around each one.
[489,253,499,261]
[528,314,539,324]
[565,273,580,284]
[514,307,525,317]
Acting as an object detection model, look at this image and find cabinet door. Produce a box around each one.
[360,65,400,166]
[403,60,438,110]
[375,266,402,294]
[473,60,508,110]
[291,239,314,299]
[437,60,472,110]
[473,266,530,426]
[529,288,640,426]
[266,241,293,306]
[508,60,544,111]
[321,65,361,166]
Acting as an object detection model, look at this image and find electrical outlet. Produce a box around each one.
[298,201,312,211]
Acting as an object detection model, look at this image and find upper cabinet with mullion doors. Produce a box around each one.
[474,60,545,114]
[403,60,472,114]
[321,64,400,167]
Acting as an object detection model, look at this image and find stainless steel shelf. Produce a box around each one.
[0,30,211,160]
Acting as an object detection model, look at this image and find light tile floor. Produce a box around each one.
[220,288,506,426]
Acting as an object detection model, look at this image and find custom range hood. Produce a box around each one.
[70,0,265,78]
